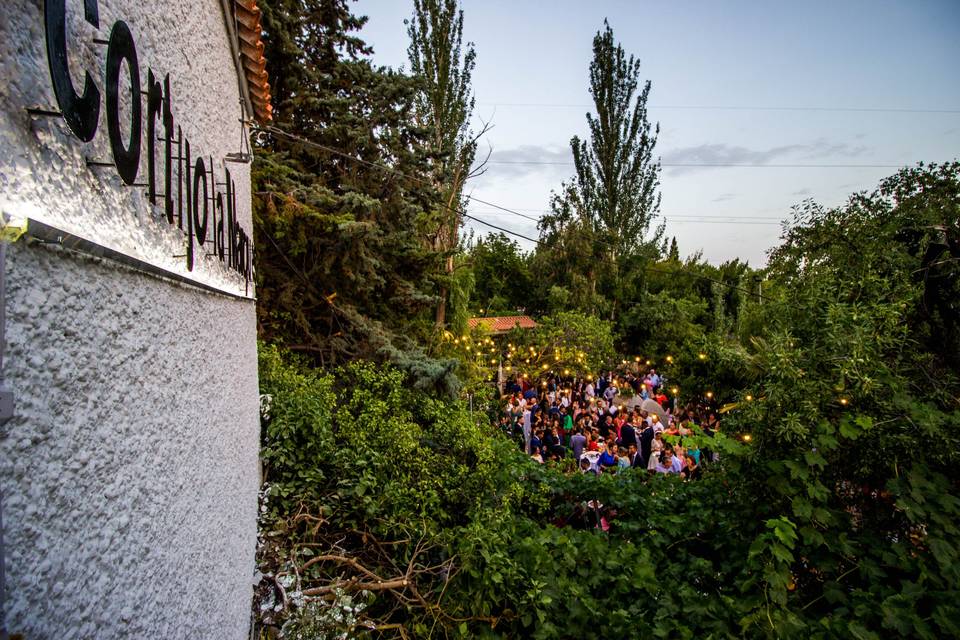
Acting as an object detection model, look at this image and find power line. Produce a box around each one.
[477,102,960,115]
[484,160,904,168]
[468,208,788,221]
[257,124,765,297]
[468,210,783,226]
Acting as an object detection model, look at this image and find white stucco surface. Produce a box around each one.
[0,1,260,637]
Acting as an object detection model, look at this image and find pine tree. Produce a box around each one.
[253,0,459,395]
[669,236,680,261]
[407,0,485,329]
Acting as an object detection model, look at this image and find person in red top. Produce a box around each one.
[586,429,601,452]
[655,389,668,409]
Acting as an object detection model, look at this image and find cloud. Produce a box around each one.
[660,138,871,175]
[792,188,812,196]
[478,144,574,181]
[711,192,737,202]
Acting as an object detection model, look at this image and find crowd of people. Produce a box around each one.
[498,369,721,479]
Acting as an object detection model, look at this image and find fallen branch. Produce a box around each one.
[302,577,409,596]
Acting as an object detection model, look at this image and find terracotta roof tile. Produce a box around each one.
[467,316,538,333]
[234,0,272,123]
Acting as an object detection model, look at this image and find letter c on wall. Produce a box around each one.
[44,0,101,142]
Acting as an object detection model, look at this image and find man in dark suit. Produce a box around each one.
[619,418,637,450]
[635,419,655,469]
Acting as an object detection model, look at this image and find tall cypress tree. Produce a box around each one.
[407,0,483,330]
[541,20,663,319]
[253,0,458,394]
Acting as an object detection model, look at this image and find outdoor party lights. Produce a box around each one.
[634,356,640,362]
[646,360,652,366]
[563,369,569,375]
[742,434,752,442]
[705,391,714,399]
[839,397,850,406]
[698,352,707,360]
[670,387,679,395]
[745,394,754,401]
[665,355,673,363]
[541,364,548,370]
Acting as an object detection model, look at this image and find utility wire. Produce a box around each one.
[470,208,789,222]
[485,160,904,168]
[257,124,766,297]
[477,102,960,115]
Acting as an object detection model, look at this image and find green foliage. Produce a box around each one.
[534,20,664,322]
[252,7,960,631]
[407,0,482,327]
[503,311,616,379]
[466,233,534,315]
[253,0,458,394]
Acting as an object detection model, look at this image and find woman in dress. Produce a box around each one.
[647,431,664,471]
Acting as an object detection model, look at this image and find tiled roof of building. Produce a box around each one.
[467,316,538,333]
[234,0,273,123]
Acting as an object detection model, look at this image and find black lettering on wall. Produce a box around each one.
[192,156,208,246]
[44,0,100,142]
[176,126,183,229]
[214,192,225,260]
[162,75,174,224]
[184,138,193,270]
[105,21,141,185]
[145,70,162,205]
[41,7,254,288]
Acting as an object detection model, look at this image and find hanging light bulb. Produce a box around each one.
[698,353,707,360]
[705,391,714,399]
[745,394,753,401]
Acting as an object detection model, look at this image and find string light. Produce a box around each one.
[665,355,673,363]
[745,394,753,401]
[646,359,652,366]
[698,353,707,360]
[705,391,714,399]
[742,434,752,442]
[839,397,849,406]
[671,387,679,395]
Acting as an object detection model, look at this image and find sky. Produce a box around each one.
[354,0,960,266]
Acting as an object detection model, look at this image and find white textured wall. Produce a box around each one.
[0,1,260,638]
